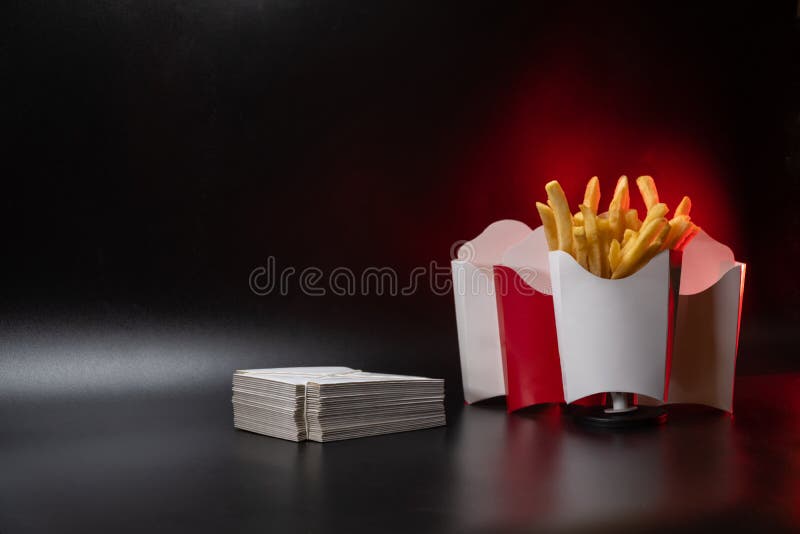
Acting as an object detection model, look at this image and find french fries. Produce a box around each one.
[663,215,692,250]
[624,209,641,231]
[596,218,611,277]
[608,176,629,241]
[573,226,589,270]
[636,175,659,210]
[609,239,622,272]
[642,202,668,227]
[583,176,601,214]
[535,202,559,251]
[675,195,691,217]
[621,228,636,251]
[536,175,701,279]
[579,204,603,277]
[612,217,669,279]
[545,181,574,253]
[675,224,700,250]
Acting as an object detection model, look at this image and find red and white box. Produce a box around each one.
[494,227,565,411]
[452,220,746,413]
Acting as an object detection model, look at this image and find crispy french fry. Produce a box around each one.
[597,218,610,236]
[624,209,641,231]
[545,180,574,254]
[615,175,631,210]
[663,215,692,250]
[653,223,670,250]
[579,204,603,277]
[675,224,701,251]
[629,244,665,276]
[642,202,669,228]
[612,217,669,279]
[608,176,629,241]
[597,218,611,277]
[573,226,589,270]
[573,211,584,226]
[636,175,660,210]
[674,195,692,218]
[628,224,671,275]
[620,228,637,253]
[583,176,601,214]
[535,202,559,251]
[609,238,622,272]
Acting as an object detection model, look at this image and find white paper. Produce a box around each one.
[236,367,440,385]
[233,367,445,442]
[236,367,356,384]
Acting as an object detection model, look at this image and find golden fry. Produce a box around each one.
[573,226,589,270]
[535,202,559,251]
[629,223,671,275]
[597,218,611,238]
[653,223,670,248]
[609,239,622,272]
[608,176,629,241]
[597,218,611,277]
[612,217,669,279]
[620,228,637,253]
[642,202,669,228]
[675,224,701,251]
[583,176,601,214]
[663,215,692,250]
[613,175,631,210]
[624,209,641,231]
[629,242,666,276]
[573,211,584,226]
[579,204,603,277]
[545,180,574,254]
[636,175,660,210]
[674,195,692,218]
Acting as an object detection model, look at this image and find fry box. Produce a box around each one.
[451,220,532,404]
[453,219,745,413]
[665,231,746,413]
[494,227,565,411]
[549,248,680,404]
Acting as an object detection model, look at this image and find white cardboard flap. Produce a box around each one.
[668,263,745,412]
[452,220,533,404]
[500,225,553,295]
[452,261,506,403]
[680,230,738,295]
[456,220,532,266]
[549,250,672,403]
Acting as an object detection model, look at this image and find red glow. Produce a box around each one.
[451,61,740,256]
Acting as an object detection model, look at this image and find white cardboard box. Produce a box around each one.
[667,231,746,412]
[451,220,532,403]
[549,249,675,404]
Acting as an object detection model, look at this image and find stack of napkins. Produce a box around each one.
[232,367,446,442]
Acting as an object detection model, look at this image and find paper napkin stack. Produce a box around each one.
[232,367,445,442]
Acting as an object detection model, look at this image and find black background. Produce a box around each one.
[4,1,798,398]
[2,1,800,532]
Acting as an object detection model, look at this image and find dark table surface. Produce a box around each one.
[1,373,798,533]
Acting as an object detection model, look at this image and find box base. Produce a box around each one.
[569,404,667,429]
